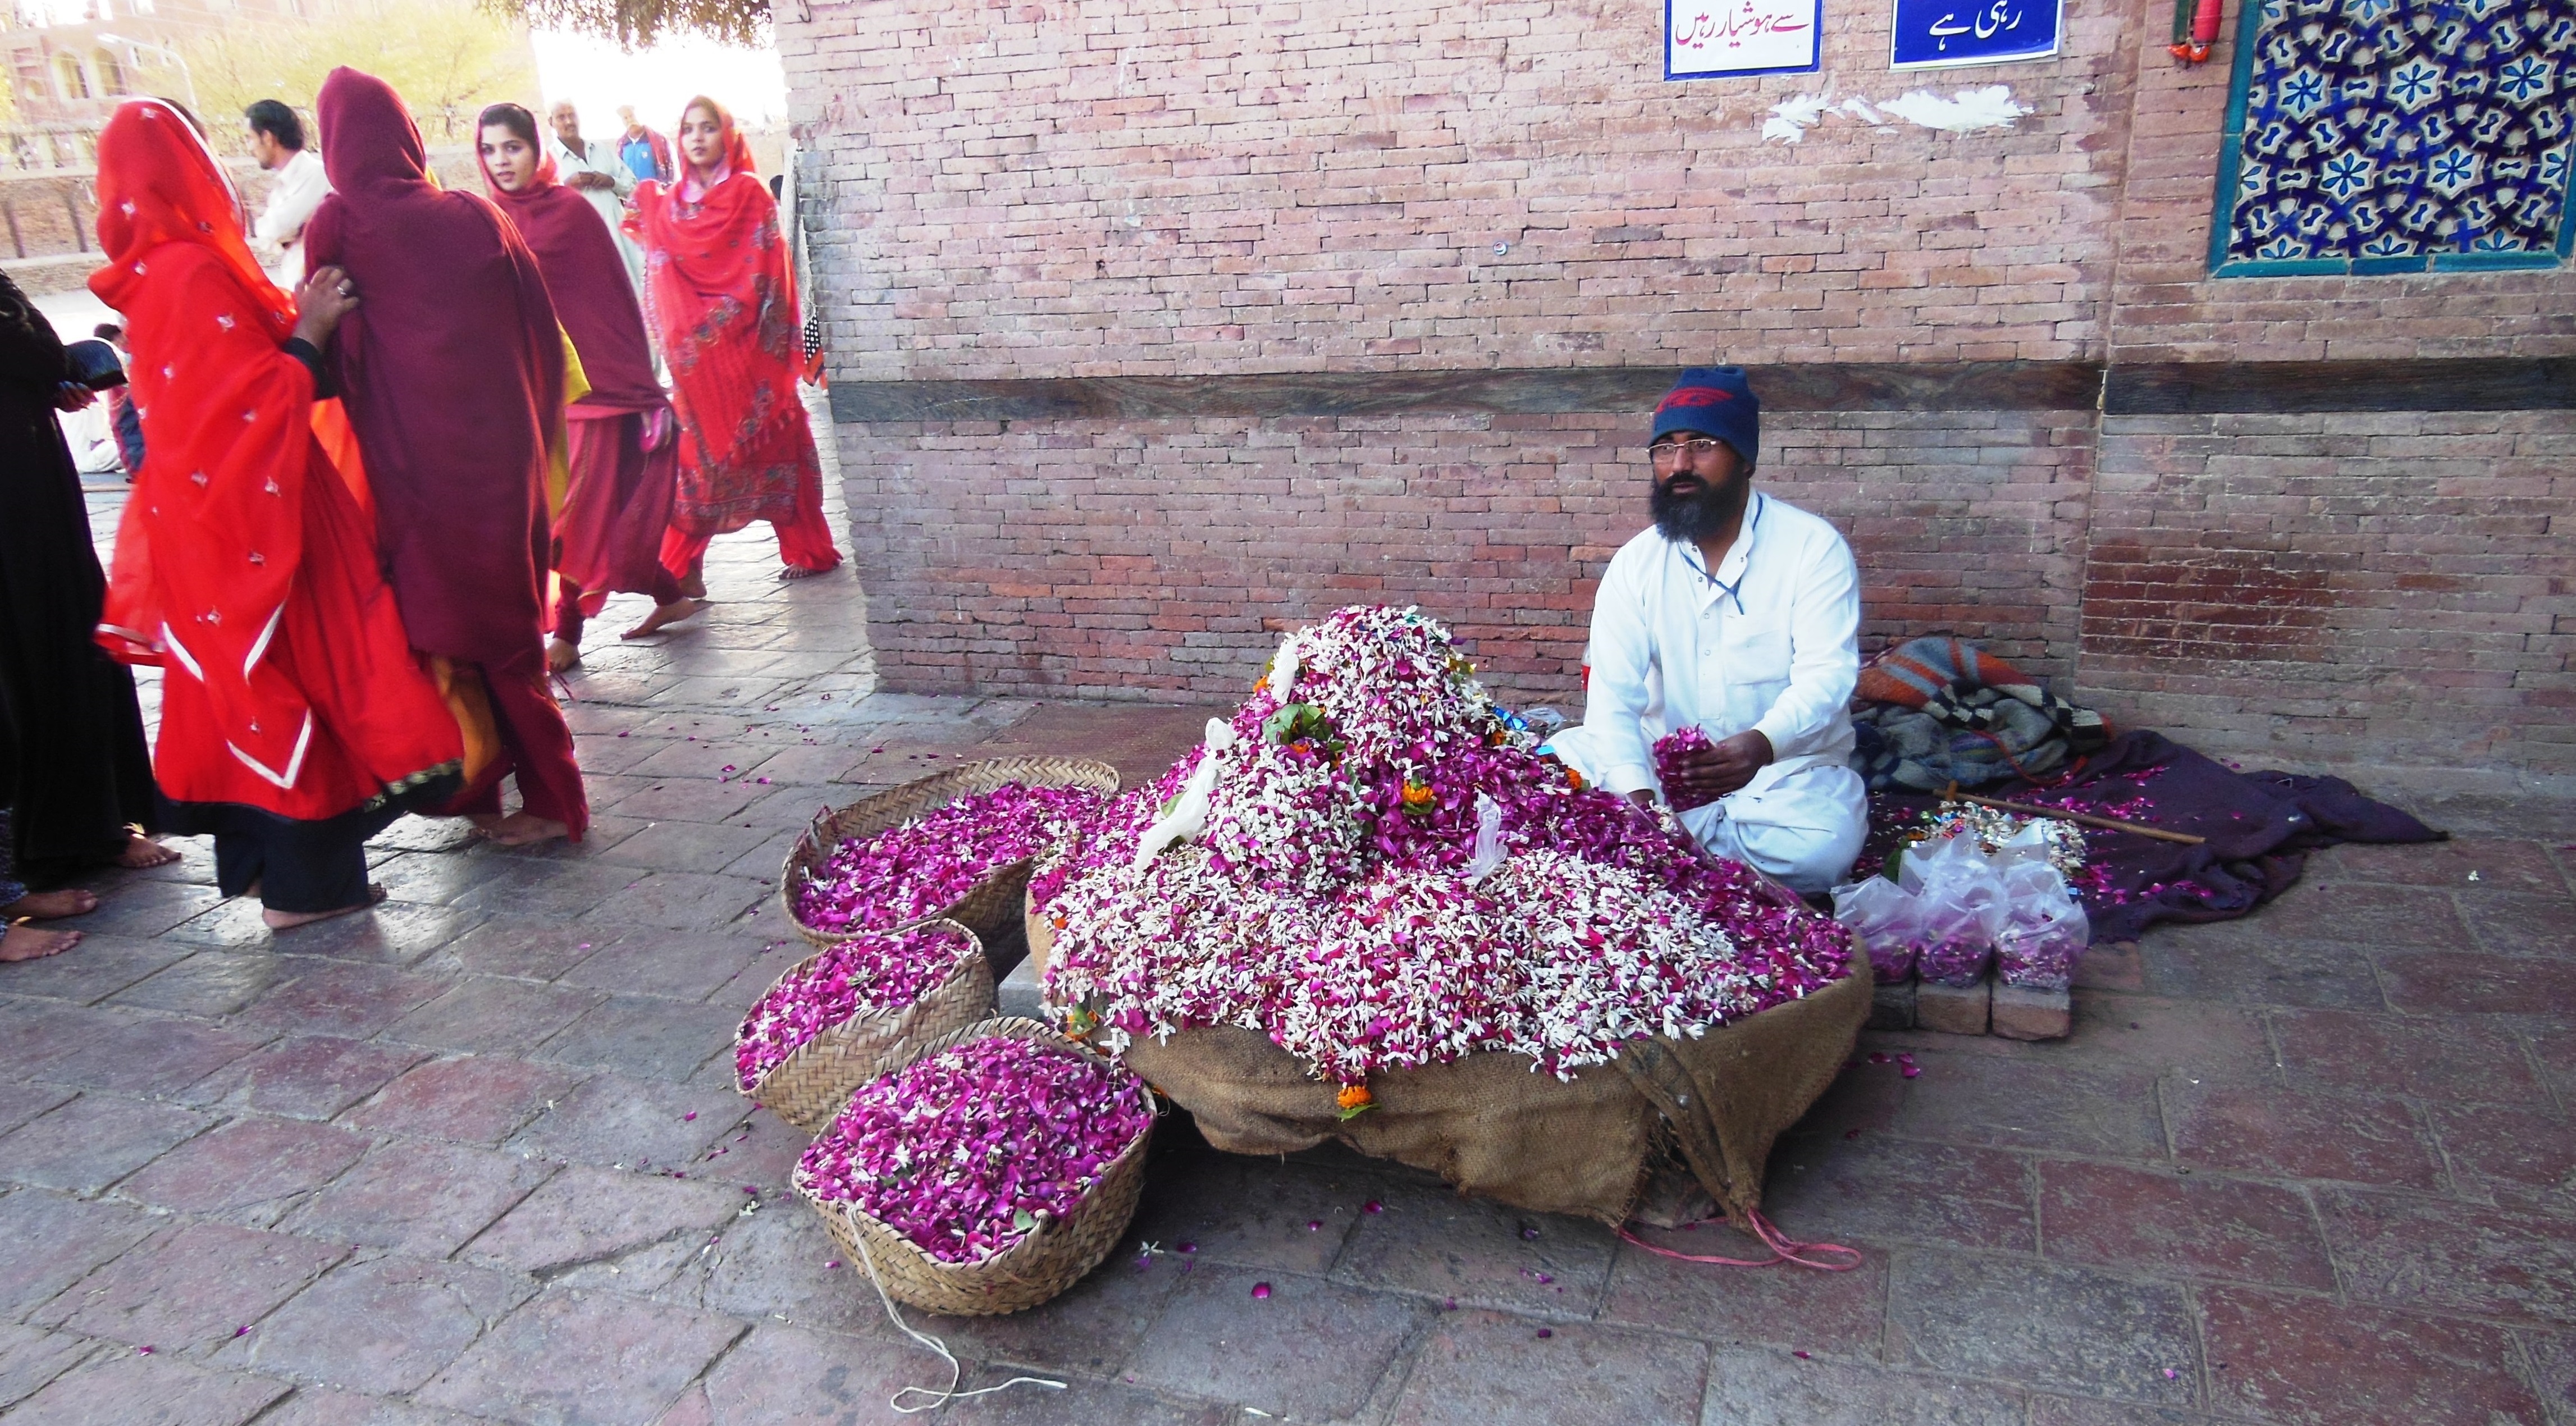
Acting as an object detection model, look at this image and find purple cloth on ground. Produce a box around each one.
[1857,730,2443,944]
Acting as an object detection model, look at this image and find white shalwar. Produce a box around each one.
[1546,492,1869,894]
[550,136,646,291]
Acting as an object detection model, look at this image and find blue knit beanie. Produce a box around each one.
[1650,366,1760,468]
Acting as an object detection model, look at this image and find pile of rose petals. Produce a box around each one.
[791,782,1111,935]
[1652,725,1718,812]
[1036,605,1852,1084]
[736,923,980,1091]
[794,1035,1152,1264]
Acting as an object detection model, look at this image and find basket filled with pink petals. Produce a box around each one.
[781,757,1120,948]
[793,1016,1157,1315]
[736,919,995,1133]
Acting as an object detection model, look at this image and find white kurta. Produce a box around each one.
[1546,492,1870,893]
[253,148,331,289]
[550,136,646,291]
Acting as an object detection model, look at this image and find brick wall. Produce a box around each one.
[2103,7,2576,361]
[842,406,2095,703]
[783,0,2576,776]
[782,0,2140,375]
[2085,412,2575,773]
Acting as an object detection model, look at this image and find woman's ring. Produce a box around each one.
[338,283,353,296]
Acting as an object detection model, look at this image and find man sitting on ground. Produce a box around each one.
[1545,366,1869,894]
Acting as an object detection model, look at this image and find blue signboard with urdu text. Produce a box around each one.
[1890,0,2061,68]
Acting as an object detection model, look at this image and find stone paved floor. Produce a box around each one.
[6,452,2576,1424]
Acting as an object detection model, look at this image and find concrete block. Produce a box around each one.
[1868,980,1918,1031]
[997,954,1047,1022]
[1991,984,2074,1041]
[1916,978,1992,1036]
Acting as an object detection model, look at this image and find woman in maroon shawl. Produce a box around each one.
[304,67,587,846]
[475,103,703,675]
[627,97,842,592]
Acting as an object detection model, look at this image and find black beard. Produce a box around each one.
[1651,477,1745,543]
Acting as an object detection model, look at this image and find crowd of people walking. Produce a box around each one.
[0,68,841,959]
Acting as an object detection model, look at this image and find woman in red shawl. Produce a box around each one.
[627,97,842,592]
[89,98,463,929]
[475,103,704,675]
[304,68,587,847]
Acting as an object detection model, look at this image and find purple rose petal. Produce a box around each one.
[1036,605,1855,1087]
[794,1035,1150,1266]
[735,922,979,1090]
[791,782,1112,936]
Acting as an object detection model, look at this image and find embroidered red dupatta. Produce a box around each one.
[627,117,830,546]
[89,98,460,820]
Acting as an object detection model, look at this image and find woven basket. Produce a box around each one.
[801,1016,1156,1317]
[780,757,1122,948]
[739,920,998,1135]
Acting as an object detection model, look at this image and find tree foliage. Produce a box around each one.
[180,0,539,147]
[487,0,768,53]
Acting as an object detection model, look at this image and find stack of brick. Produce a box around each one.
[1869,972,2073,1043]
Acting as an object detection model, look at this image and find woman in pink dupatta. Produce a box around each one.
[626,97,842,593]
[476,102,703,675]
[303,67,587,846]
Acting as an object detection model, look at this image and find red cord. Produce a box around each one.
[1619,1209,1862,1272]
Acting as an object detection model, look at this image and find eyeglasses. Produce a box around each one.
[1647,437,1727,468]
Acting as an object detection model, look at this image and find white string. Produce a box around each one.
[848,1224,1068,1414]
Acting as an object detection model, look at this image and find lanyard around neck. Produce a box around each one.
[1677,493,1761,615]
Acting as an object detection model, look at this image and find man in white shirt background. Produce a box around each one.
[246,100,331,289]
[1546,367,1870,894]
[547,100,647,291]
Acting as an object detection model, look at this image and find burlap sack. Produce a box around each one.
[1027,894,1870,1226]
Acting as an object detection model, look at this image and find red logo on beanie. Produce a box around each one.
[1657,386,1733,413]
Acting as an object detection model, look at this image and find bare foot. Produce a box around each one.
[2,889,98,920]
[622,597,707,640]
[0,924,80,962]
[677,568,708,600]
[473,812,570,847]
[546,637,582,675]
[777,564,834,582]
[466,812,508,833]
[263,884,388,931]
[115,833,180,869]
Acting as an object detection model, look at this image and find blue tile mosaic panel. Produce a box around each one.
[2212,0,2576,277]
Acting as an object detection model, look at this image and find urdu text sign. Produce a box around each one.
[1890,0,2059,68]
[1668,0,1824,80]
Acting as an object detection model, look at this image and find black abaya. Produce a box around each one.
[0,272,156,884]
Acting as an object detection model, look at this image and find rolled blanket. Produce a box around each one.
[1852,637,2108,792]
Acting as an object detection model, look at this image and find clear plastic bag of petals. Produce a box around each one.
[1832,876,1920,984]
[1900,834,2007,987]
[1995,861,2088,991]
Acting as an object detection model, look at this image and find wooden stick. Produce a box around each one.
[1940,784,2207,845]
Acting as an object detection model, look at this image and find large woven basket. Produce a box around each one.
[801,1016,1156,1317]
[739,920,998,1135]
[780,757,1121,948]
